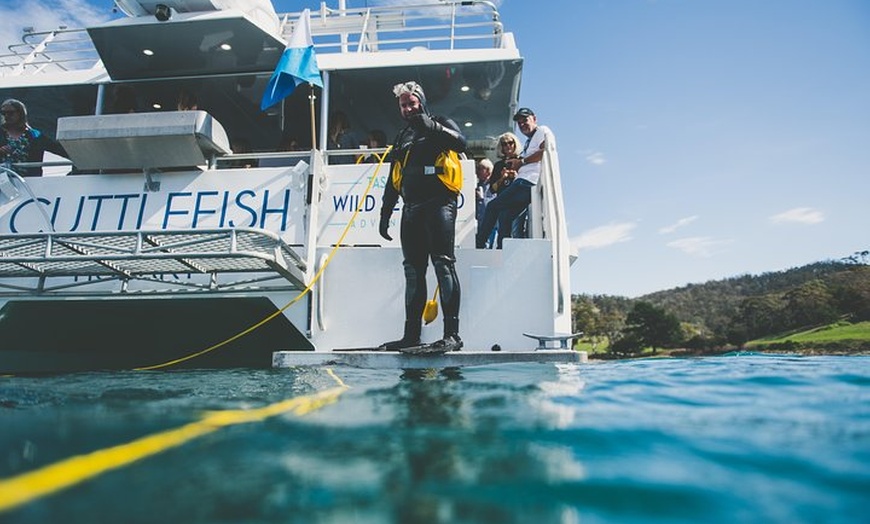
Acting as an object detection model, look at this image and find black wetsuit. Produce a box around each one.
[380,113,467,346]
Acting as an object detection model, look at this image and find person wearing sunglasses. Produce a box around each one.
[1,98,68,177]
[476,108,555,248]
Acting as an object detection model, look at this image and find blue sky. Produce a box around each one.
[4,0,869,297]
[499,0,870,296]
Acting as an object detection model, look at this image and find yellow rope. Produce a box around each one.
[135,149,392,370]
[0,369,349,514]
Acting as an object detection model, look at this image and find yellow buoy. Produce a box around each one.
[423,285,439,324]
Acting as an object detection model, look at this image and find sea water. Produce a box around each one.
[1,355,867,523]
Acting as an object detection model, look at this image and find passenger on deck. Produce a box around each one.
[176,89,199,111]
[108,85,138,114]
[475,158,494,220]
[368,129,387,149]
[475,107,556,249]
[477,132,521,248]
[475,158,496,248]
[227,137,257,169]
[378,81,467,353]
[358,128,388,164]
[278,134,306,152]
[490,132,521,196]
[0,99,69,177]
[327,110,359,164]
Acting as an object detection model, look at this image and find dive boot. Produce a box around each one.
[400,334,463,355]
[378,321,422,351]
[378,337,422,351]
[431,334,463,352]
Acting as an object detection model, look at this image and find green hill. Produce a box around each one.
[573,254,870,356]
[638,260,862,334]
[746,320,870,355]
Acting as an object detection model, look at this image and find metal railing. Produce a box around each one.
[280,0,504,53]
[0,228,308,296]
[1,28,100,76]
[529,144,573,319]
[1,1,505,77]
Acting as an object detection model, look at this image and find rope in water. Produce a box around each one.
[0,368,349,513]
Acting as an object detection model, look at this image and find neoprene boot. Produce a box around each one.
[428,316,463,352]
[379,320,422,350]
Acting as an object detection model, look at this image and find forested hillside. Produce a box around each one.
[572,253,870,354]
[642,261,861,334]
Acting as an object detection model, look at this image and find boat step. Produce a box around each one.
[522,332,584,350]
[272,350,585,369]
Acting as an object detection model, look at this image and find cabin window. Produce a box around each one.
[93,76,321,155]
[325,60,522,149]
[0,85,97,139]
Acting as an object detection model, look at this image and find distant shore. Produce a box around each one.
[588,343,870,360]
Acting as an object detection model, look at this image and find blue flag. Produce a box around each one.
[260,8,322,111]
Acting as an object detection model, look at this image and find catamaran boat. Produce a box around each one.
[0,0,579,373]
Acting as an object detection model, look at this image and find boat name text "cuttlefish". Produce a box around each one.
[4,189,293,233]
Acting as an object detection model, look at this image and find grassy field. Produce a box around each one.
[580,320,870,358]
[576,340,609,354]
[749,320,870,345]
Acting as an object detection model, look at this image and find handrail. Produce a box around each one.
[1,28,99,76]
[529,143,571,317]
[3,148,389,174]
[1,1,505,77]
[286,1,504,53]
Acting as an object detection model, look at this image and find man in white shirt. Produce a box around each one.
[475,107,555,248]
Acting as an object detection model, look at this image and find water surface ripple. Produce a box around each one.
[1,356,867,523]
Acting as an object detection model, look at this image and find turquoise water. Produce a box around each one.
[1,355,868,523]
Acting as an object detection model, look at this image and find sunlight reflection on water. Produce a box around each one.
[1,356,867,523]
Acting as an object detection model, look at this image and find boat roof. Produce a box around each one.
[0,1,523,154]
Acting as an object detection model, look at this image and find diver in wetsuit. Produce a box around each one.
[378,81,467,353]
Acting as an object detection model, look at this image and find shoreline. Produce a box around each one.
[587,346,870,360]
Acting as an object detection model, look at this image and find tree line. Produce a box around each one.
[572,251,870,356]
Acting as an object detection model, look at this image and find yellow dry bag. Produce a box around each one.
[391,150,463,195]
[434,150,463,194]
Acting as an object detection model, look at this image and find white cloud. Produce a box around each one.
[666,236,732,258]
[658,215,698,234]
[572,222,635,250]
[584,151,606,166]
[769,207,825,225]
[0,1,115,57]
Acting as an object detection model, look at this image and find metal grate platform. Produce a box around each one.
[0,228,307,295]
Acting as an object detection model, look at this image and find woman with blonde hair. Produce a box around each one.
[489,131,521,195]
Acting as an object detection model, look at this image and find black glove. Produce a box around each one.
[379,212,393,241]
[409,113,440,134]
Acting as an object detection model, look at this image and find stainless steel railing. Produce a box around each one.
[1,1,506,77]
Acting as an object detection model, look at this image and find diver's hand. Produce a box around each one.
[409,113,441,134]
[379,213,393,241]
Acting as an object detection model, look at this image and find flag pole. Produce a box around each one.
[308,83,317,149]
